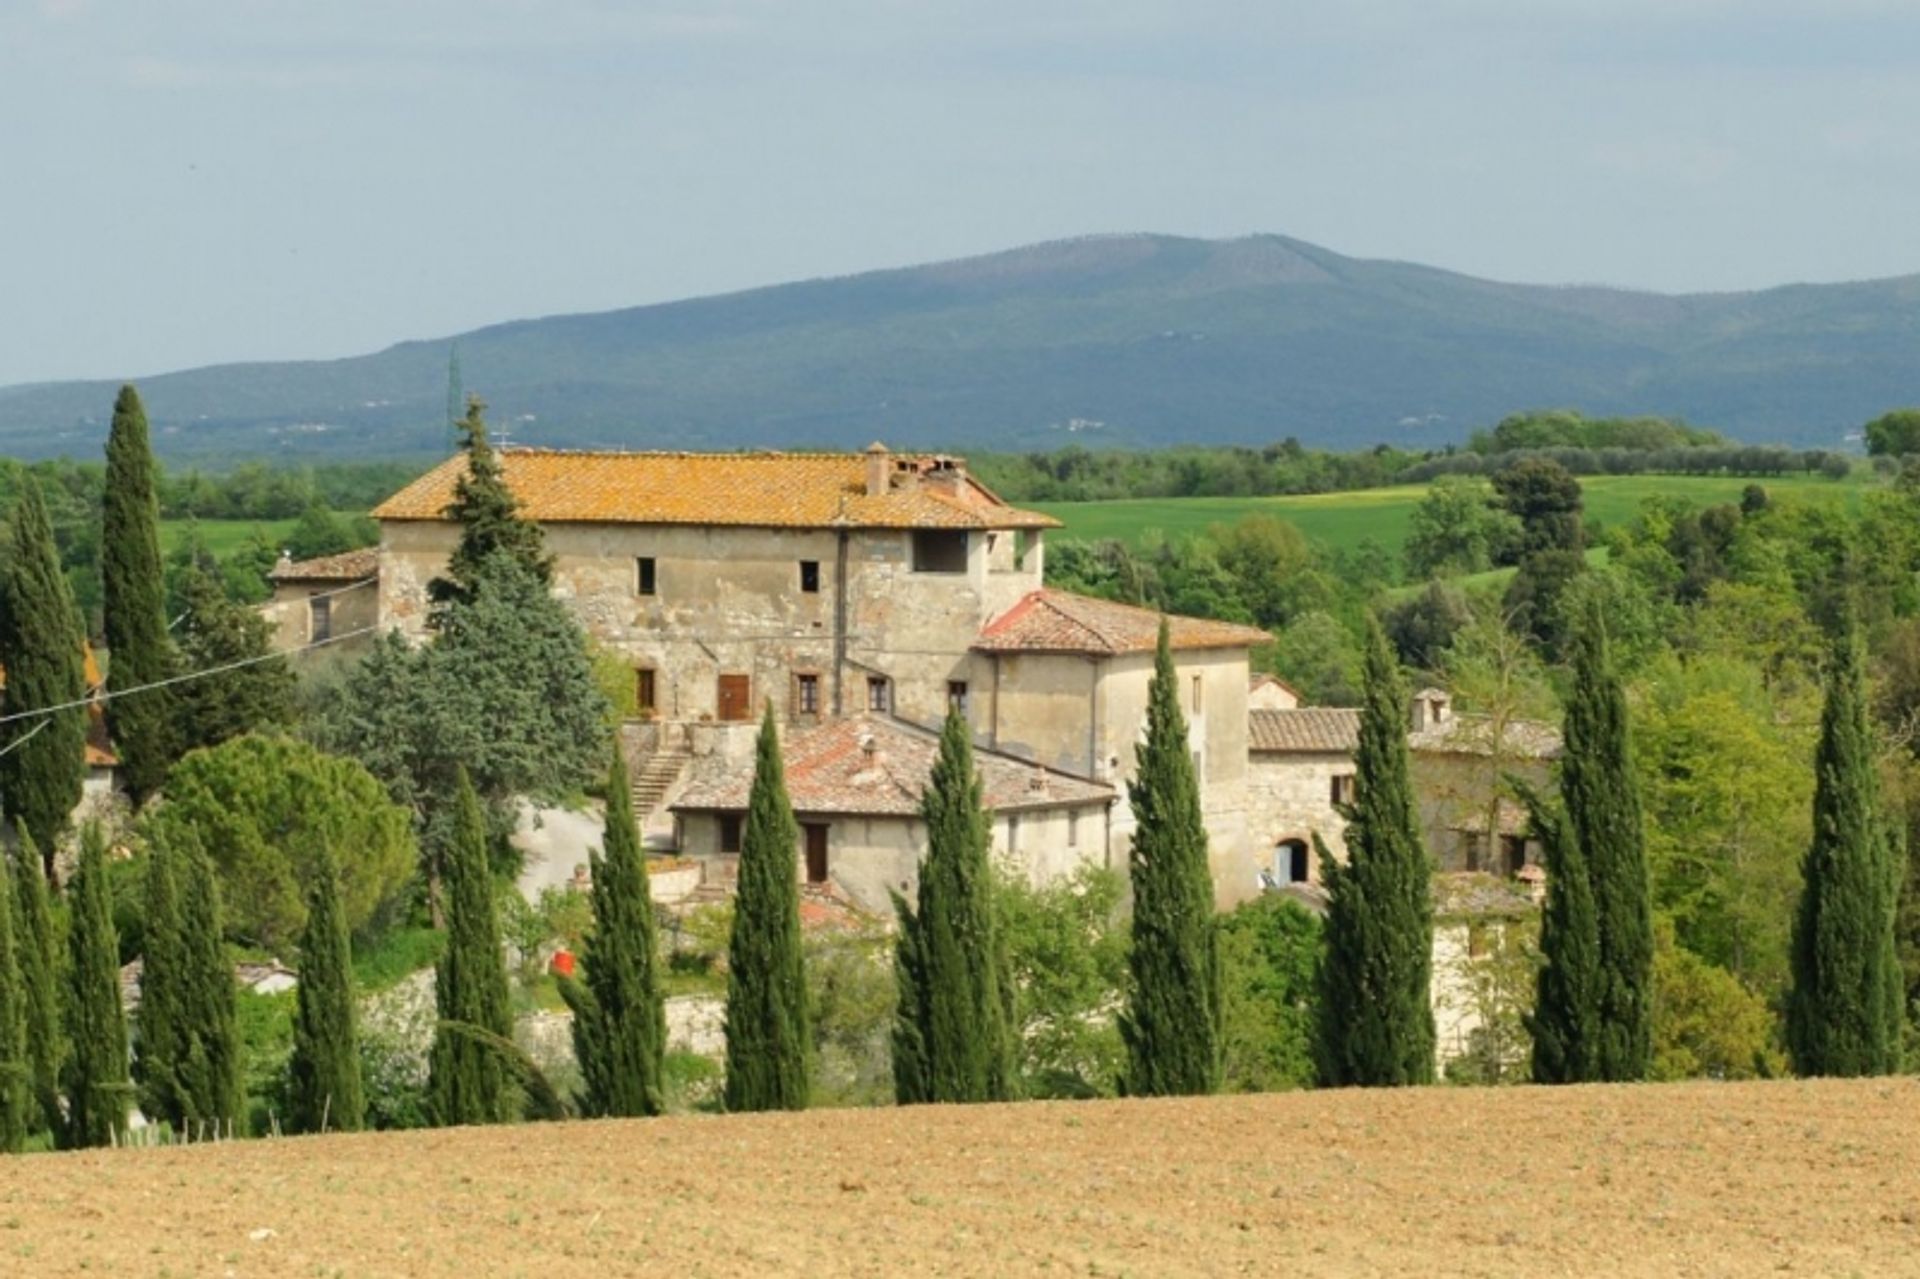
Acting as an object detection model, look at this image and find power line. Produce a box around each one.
[0,717,48,761]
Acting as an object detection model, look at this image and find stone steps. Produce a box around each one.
[629,751,690,819]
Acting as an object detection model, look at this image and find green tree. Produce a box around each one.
[134,836,189,1128]
[172,565,297,756]
[101,384,176,803]
[1316,618,1434,1087]
[1563,594,1654,1081]
[1266,610,1362,706]
[563,744,665,1117]
[1404,475,1520,578]
[1651,921,1785,1081]
[287,842,364,1133]
[0,848,27,1151]
[1787,621,1904,1076]
[1522,791,1601,1082]
[892,708,1013,1105]
[1492,456,1585,561]
[431,399,552,608]
[0,478,89,866]
[428,770,516,1125]
[1217,896,1320,1093]
[994,863,1129,1098]
[723,707,810,1112]
[62,824,130,1147]
[175,831,241,1133]
[1863,408,1920,458]
[11,832,61,1134]
[1119,620,1222,1097]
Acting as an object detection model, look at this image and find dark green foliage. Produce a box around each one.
[1521,787,1602,1083]
[1492,456,1586,560]
[134,837,188,1127]
[288,843,364,1133]
[1563,596,1654,1081]
[176,832,242,1132]
[431,399,552,609]
[724,707,810,1112]
[1119,620,1222,1097]
[284,502,368,562]
[1787,622,1904,1076]
[0,478,89,861]
[172,565,296,756]
[891,709,1013,1105]
[101,385,176,803]
[1217,896,1321,1093]
[995,864,1129,1098]
[428,771,515,1125]
[11,832,61,1134]
[567,744,665,1117]
[1316,618,1435,1087]
[0,849,28,1151]
[1863,409,1920,458]
[62,824,130,1147]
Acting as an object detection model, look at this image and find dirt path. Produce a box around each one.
[4,1078,1917,1277]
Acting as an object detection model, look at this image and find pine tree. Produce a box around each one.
[1787,619,1904,1076]
[135,836,189,1128]
[1521,787,1602,1082]
[428,769,516,1125]
[175,831,241,1132]
[566,743,665,1117]
[1119,620,1223,1096]
[893,707,1013,1104]
[101,384,176,804]
[288,842,364,1133]
[62,824,130,1147]
[430,398,552,609]
[0,479,89,865]
[723,706,810,1112]
[1563,594,1652,1081]
[11,832,61,1134]
[1316,617,1435,1087]
[0,848,29,1152]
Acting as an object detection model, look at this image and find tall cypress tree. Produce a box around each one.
[892,708,1013,1104]
[11,832,61,1134]
[1316,617,1435,1087]
[62,823,130,1147]
[134,837,189,1128]
[101,384,175,804]
[0,847,28,1152]
[723,706,810,1112]
[428,769,516,1125]
[431,398,552,608]
[1119,620,1223,1097]
[1563,594,1652,1081]
[1521,787,1602,1083]
[288,841,364,1133]
[565,743,665,1117]
[175,831,241,1132]
[1787,619,1904,1076]
[0,479,89,867]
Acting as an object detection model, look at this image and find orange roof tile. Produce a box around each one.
[372,447,1059,532]
[974,589,1271,656]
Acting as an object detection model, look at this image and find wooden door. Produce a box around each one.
[802,823,829,884]
[717,673,750,722]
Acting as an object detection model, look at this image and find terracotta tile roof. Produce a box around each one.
[371,447,1059,532]
[269,547,378,582]
[1248,707,1361,754]
[673,715,1113,819]
[974,590,1272,656]
[1408,713,1562,760]
[1,643,116,769]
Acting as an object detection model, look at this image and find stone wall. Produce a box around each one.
[1245,750,1354,879]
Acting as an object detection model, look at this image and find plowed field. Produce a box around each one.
[6,1078,1918,1277]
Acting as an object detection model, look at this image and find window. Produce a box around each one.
[1330,773,1356,807]
[1467,923,1491,959]
[1277,839,1310,884]
[1067,809,1079,848]
[867,676,891,713]
[309,595,331,644]
[636,557,657,596]
[799,560,820,593]
[1501,834,1528,877]
[1192,750,1205,789]
[1191,674,1203,716]
[635,668,657,714]
[1006,814,1021,855]
[795,673,821,716]
[910,529,968,573]
[719,814,742,853]
[803,823,829,884]
[947,680,969,714]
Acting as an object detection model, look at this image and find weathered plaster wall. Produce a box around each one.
[1245,750,1354,876]
[262,578,379,654]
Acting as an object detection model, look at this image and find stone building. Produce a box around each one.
[261,547,379,655]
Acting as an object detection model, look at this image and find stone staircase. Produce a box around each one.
[629,749,690,821]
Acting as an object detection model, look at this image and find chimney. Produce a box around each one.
[923,454,965,497]
[865,442,890,496]
[1409,688,1453,732]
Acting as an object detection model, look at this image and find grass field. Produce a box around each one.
[1034,473,1868,553]
[11,1078,1917,1276]
[158,517,303,558]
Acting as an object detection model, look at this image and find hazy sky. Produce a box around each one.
[5,1,1918,386]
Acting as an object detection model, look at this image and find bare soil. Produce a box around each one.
[4,1078,1918,1277]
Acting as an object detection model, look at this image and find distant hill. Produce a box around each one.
[2,233,1916,461]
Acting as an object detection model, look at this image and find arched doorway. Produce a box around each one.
[1274,838,1310,885]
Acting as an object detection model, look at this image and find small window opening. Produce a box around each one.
[1277,839,1310,884]
[799,560,820,593]
[911,529,968,573]
[309,594,332,644]
[947,680,969,714]
[795,673,821,716]
[636,557,657,596]
[1330,773,1356,807]
[719,814,742,854]
[635,668,657,714]
[867,676,891,713]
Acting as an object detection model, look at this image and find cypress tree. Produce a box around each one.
[0,848,28,1151]
[1787,619,1904,1076]
[1521,787,1602,1083]
[1316,617,1435,1087]
[62,823,130,1147]
[134,836,189,1128]
[0,479,89,866]
[11,832,61,1134]
[101,384,176,804]
[723,706,810,1112]
[566,743,665,1117]
[288,842,364,1133]
[892,707,1013,1104]
[1563,594,1652,1081]
[431,399,552,608]
[1119,620,1223,1096]
[428,769,516,1125]
[175,830,241,1132]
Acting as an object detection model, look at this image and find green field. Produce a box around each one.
[1034,473,1868,553]
[158,517,325,558]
